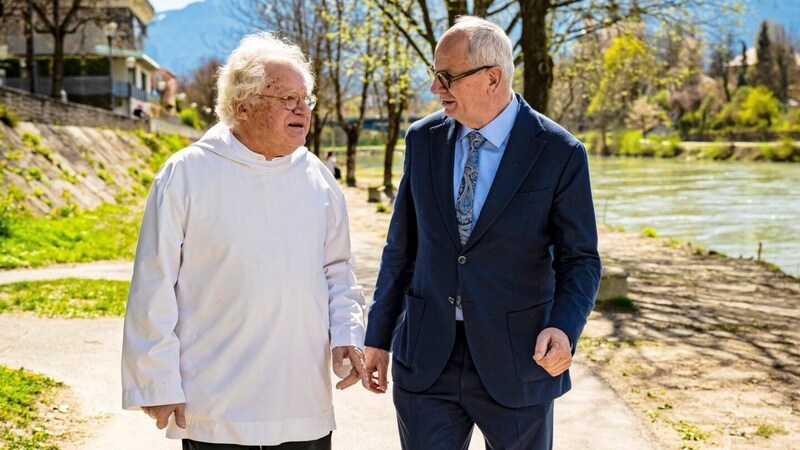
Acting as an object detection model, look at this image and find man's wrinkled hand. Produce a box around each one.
[364,346,390,394]
[141,403,186,429]
[332,346,368,390]
[532,327,572,377]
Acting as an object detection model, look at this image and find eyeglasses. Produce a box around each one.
[426,65,494,90]
[254,93,317,111]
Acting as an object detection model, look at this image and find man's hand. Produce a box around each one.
[332,346,368,390]
[364,346,390,393]
[533,327,572,377]
[141,403,186,429]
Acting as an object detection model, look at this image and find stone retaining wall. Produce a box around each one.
[0,86,142,130]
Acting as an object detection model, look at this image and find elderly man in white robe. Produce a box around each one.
[121,31,367,450]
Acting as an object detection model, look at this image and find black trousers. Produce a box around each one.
[182,432,332,450]
[393,322,554,450]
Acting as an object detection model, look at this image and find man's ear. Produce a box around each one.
[234,99,248,120]
[487,66,503,92]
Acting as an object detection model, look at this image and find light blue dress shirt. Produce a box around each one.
[452,95,520,223]
[452,95,519,320]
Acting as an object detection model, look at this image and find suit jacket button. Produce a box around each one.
[458,256,467,265]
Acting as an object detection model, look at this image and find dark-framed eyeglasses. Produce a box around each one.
[426,65,494,90]
[254,93,317,111]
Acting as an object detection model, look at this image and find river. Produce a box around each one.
[589,157,800,277]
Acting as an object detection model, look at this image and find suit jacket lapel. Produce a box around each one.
[464,97,546,252]
[429,118,462,250]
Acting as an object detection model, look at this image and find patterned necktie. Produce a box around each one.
[456,131,486,245]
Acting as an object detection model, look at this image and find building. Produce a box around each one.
[0,0,163,117]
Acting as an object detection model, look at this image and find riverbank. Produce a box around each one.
[585,224,799,448]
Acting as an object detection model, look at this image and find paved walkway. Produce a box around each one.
[0,188,659,449]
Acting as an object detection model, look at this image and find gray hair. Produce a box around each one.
[449,16,515,91]
[215,31,315,126]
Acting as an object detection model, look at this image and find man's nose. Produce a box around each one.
[430,77,446,94]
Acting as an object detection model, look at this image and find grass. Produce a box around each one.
[673,420,710,442]
[0,203,140,269]
[0,365,61,449]
[755,424,788,438]
[0,278,130,318]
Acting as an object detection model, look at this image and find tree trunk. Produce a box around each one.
[447,0,467,24]
[383,102,404,195]
[345,128,358,187]
[51,30,65,98]
[518,0,551,112]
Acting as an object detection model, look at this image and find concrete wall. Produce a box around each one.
[0,85,142,130]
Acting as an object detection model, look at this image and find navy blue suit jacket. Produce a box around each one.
[365,95,602,408]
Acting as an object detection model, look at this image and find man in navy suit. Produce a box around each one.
[363,16,602,449]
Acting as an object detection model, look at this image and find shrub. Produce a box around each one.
[27,167,43,181]
[179,108,207,130]
[618,130,644,156]
[0,103,19,127]
[760,138,800,162]
[21,131,41,149]
[651,135,681,158]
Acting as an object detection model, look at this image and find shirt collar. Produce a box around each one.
[457,94,519,148]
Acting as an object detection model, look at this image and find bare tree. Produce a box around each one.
[375,0,742,113]
[323,0,379,187]
[9,0,111,98]
[182,57,222,125]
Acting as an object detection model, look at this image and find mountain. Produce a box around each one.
[144,0,248,77]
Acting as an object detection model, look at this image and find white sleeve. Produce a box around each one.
[324,188,366,349]
[121,170,187,410]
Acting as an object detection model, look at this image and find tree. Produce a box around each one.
[738,85,781,129]
[375,0,743,113]
[323,0,379,187]
[13,0,111,99]
[242,0,332,156]
[736,40,748,88]
[755,21,778,94]
[375,11,414,194]
[587,31,656,151]
[182,57,222,126]
[709,33,735,101]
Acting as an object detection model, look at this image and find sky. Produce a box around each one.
[148,0,203,13]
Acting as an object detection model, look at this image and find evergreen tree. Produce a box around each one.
[737,41,748,89]
[755,21,778,95]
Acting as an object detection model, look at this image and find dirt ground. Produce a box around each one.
[344,187,800,449]
[584,226,800,449]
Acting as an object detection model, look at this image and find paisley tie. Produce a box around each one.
[456,131,486,245]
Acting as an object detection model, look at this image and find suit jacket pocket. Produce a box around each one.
[392,293,426,368]
[507,300,554,383]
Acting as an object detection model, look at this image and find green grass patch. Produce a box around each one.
[674,420,710,442]
[0,365,61,449]
[641,227,657,238]
[755,424,788,438]
[0,278,129,317]
[0,203,139,269]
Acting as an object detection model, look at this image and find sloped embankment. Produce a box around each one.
[0,121,186,215]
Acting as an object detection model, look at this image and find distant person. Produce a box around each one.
[132,103,148,122]
[363,16,602,449]
[325,151,341,179]
[121,31,368,449]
